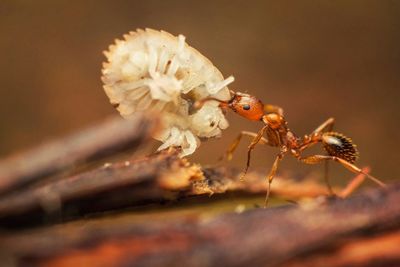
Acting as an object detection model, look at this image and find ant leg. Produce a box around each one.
[338,167,370,198]
[324,161,334,195]
[220,131,268,162]
[264,151,285,207]
[312,118,335,194]
[298,155,386,188]
[239,125,269,181]
[312,117,335,134]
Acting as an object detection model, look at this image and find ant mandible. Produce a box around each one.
[195,90,386,207]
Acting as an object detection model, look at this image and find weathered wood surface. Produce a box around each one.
[0,115,398,267]
[0,181,398,267]
[0,150,200,227]
[0,114,157,195]
[0,148,336,228]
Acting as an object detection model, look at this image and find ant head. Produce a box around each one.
[228,91,265,121]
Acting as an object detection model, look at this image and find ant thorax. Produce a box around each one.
[262,113,286,130]
[285,131,300,149]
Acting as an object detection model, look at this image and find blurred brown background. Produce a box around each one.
[0,1,399,182]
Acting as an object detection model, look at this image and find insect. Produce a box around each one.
[195,90,387,206]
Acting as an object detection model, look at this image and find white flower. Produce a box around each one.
[102,28,234,156]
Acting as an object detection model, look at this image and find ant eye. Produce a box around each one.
[243,104,250,110]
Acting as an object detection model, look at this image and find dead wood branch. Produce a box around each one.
[0,114,157,195]
[0,182,398,267]
[0,119,397,267]
[0,149,335,228]
[0,149,199,227]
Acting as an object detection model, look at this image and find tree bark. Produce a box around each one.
[0,181,398,267]
[0,115,398,267]
[0,114,157,195]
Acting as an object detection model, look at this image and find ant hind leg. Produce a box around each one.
[324,161,334,195]
[312,117,335,195]
[312,117,335,134]
[298,154,386,189]
[338,167,370,198]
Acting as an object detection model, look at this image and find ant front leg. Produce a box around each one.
[239,125,269,181]
[297,154,386,189]
[220,131,269,162]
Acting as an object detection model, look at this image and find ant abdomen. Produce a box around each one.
[322,132,359,163]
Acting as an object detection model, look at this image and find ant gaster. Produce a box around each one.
[195,90,386,206]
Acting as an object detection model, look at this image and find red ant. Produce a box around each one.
[195,90,386,206]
